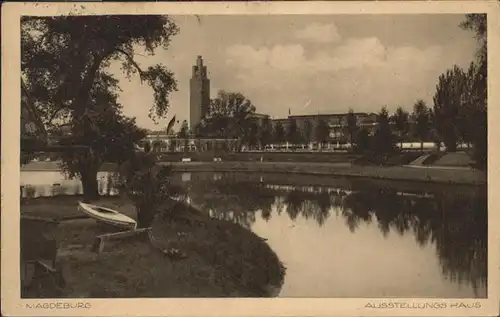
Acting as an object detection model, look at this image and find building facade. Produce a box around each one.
[271,112,379,143]
[189,56,211,129]
[140,133,239,153]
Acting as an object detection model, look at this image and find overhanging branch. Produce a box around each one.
[73,49,114,115]
[116,49,145,82]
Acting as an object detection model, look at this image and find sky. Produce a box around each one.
[107,14,480,131]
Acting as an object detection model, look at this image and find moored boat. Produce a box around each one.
[77,202,137,230]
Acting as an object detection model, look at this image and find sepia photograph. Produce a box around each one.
[2,1,499,316]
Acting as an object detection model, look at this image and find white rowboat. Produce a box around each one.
[78,202,137,230]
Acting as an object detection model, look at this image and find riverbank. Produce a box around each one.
[165,161,485,186]
[21,157,486,186]
[21,196,285,298]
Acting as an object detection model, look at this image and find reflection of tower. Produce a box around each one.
[190,55,210,129]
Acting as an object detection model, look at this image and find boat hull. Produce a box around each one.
[78,202,137,230]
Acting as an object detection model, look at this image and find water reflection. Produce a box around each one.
[183,175,487,297]
[20,171,119,198]
[20,170,487,298]
[190,180,274,229]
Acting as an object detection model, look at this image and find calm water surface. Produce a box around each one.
[20,170,487,298]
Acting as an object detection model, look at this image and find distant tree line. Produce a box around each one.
[349,14,486,169]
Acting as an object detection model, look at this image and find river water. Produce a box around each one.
[20,170,487,298]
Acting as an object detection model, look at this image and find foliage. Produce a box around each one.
[432,66,467,152]
[428,125,443,152]
[246,120,260,150]
[470,109,487,170]
[273,122,286,144]
[178,120,190,138]
[346,109,358,145]
[192,121,205,138]
[302,119,313,145]
[413,100,431,151]
[258,118,274,149]
[118,152,184,228]
[286,119,301,145]
[22,16,179,125]
[460,14,487,170]
[372,107,396,155]
[452,63,479,148]
[56,105,147,200]
[354,128,371,153]
[21,81,48,164]
[315,118,329,146]
[197,90,256,149]
[21,15,179,200]
[460,14,487,79]
[428,14,487,167]
[390,106,409,147]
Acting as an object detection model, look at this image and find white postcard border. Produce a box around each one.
[2,1,499,316]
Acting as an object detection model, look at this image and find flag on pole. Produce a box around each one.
[166,115,176,135]
[288,108,291,115]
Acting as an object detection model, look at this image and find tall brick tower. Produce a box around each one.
[190,55,210,130]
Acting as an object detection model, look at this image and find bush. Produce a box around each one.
[471,119,487,171]
[353,128,371,153]
[118,152,185,228]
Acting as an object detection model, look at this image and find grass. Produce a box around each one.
[422,153,446,165]
[22,150,486,186]
[166,161,485,186]
[432,152,475,167]
[21,196,285,298]
[351,152,424,166]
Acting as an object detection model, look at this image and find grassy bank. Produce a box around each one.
[21,196,285,298]
[182,171,485,198]
[21,151,485,186]
[166,161,485,186]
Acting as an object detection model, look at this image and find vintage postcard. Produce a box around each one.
[2,1,499,316]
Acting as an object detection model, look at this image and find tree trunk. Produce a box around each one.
[136,206,154,229]
[81,168,100,202]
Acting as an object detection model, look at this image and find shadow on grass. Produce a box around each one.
[21,196,285,298]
